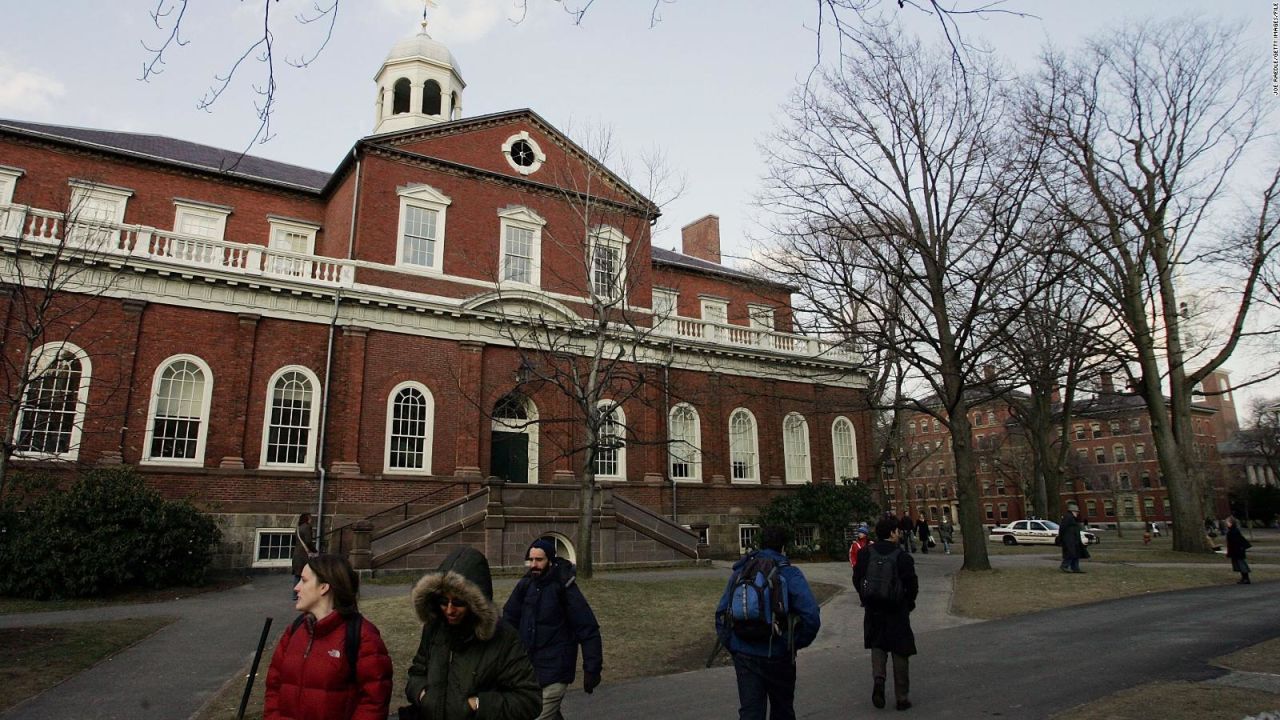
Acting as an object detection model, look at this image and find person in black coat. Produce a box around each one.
[854,517,920,711]
[1058,507,1086,573]
[502,539,603,719]
[1225,516,1252,584]
[916,520,931,554]
[897,512,916,554]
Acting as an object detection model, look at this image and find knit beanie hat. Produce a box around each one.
[528,537,557,561]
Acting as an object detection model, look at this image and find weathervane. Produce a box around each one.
[421,0,438,32]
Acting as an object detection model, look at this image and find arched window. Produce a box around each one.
[669,403,701,481]
[261,367,320,467]
[832,416,858,480]
[594,401,625,479]
[392,78,411,114]
[143,355,212,464]
[385,382,434,473]
[450,91,459,119]
[729,408,758,483]
[14,342,91,459]
[783,413,810,484]
[422,79,442,115]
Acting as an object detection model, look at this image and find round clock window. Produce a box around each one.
[502,133,545,175]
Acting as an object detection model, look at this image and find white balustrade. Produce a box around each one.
[653,313,858,365]
[4,205,354,289]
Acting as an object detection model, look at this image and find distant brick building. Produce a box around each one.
[887,371,1237,529]
[0,27,870,569]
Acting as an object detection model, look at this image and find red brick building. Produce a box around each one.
[0,29,869,568]
[889,371,1236,529]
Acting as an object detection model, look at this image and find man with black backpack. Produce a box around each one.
[853,517,920,711]
[714,526,821,720]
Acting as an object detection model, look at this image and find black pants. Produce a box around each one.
[871,648,910,700]
[732,653,796,720]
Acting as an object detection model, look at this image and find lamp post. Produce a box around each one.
[881,456,896,513]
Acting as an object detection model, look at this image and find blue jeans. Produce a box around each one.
[1060,556,1080,572]
[732,653,796,720]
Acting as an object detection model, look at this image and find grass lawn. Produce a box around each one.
[951,563,1238,620]
[196,577,842,720]
[1217,636,1280,675]
[0,617,176,713]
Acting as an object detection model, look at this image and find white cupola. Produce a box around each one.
[373,19,465,134]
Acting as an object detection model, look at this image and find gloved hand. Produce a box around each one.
[583,672,601,694]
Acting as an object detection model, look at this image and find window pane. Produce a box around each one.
[591,244,620,298]
[784,414,810,482]
[150,360,205,460]
[833,418,856,479]
[503,226,534,284]
[729,410,757,480]
[390,387,428,470]
[402,206,438,267]
[266,371,313,464]
[17,352,83,454]
[669,405,699,479]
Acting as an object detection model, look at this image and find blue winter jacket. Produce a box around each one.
[501,558,603,687]
[714,549,821,659]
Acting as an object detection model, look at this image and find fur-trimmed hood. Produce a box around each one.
[411,547,499,641]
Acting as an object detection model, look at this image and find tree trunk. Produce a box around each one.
[576,468,596,578]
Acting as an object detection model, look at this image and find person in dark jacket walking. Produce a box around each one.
[265,554,393,720]
[898,512,916,554]
[1225,516,1252,584]
[854,517,920,711]
[502,538,603,719]
[916,520,931,554]
[1058,506,1086,573]
[405,547,541,720]
[715,526,821,720]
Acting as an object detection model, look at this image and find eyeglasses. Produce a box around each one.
[437,597,468,610]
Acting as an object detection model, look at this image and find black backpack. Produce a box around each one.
[290,612,363,684]
[861,547,904,604]
[726,553,789,642]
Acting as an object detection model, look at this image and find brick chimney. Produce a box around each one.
[1100,372,1114,394]
[681,214,721,264]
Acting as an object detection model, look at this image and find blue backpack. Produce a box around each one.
[727,553,789,642]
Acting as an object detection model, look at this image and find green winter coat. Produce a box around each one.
[404,548,540,720]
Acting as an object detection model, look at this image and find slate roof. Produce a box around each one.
[651,246,795,291]
[0,118,331,193]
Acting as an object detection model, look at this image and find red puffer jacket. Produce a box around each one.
[264,611,393,720]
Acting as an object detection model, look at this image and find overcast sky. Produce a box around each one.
[1,0,1273,408]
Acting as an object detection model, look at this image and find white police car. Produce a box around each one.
[988,519,1098,546]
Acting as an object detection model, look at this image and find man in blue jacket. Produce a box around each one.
[502,538,603,719]
[715,526,821,720]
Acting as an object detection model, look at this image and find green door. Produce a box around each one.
[490,431,529,483]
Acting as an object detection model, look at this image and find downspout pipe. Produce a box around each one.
[316,148,362,550]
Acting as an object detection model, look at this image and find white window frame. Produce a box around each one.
[683,524,710,545]
[700,297,729,325]
[141,354,214,466]
[594,400,626,480]
[832,416,858,480]
[588,225,630,302]
[396,184,451,274]
[384,381,434,475]
[747,304,775,331]
[497,206,546,287]
[68,180,132,249]
[0,166,24,205]
[253,528,294,568]
[652,287,678,329]
[668,403,702,482]
[13,342,92,461]
[259,365,322,469]
[173,199,230,241]
[738,523,761,554]
[268,216,319,255]
[501,131,547,176]
[729,407,760,484]
[783,412,811,484]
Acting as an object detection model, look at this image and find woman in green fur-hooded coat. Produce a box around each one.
[404,547,540,720]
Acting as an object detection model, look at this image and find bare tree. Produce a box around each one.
[0,188,134,496]
[759,27,1054,571]
[471,126,682,578]
[1022,18,1280,552]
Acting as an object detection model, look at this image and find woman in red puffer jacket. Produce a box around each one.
[265,554,393,720]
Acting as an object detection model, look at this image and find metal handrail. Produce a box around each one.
[321,481,472,553]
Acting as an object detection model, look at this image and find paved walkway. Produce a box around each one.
[0,549,1274,719]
